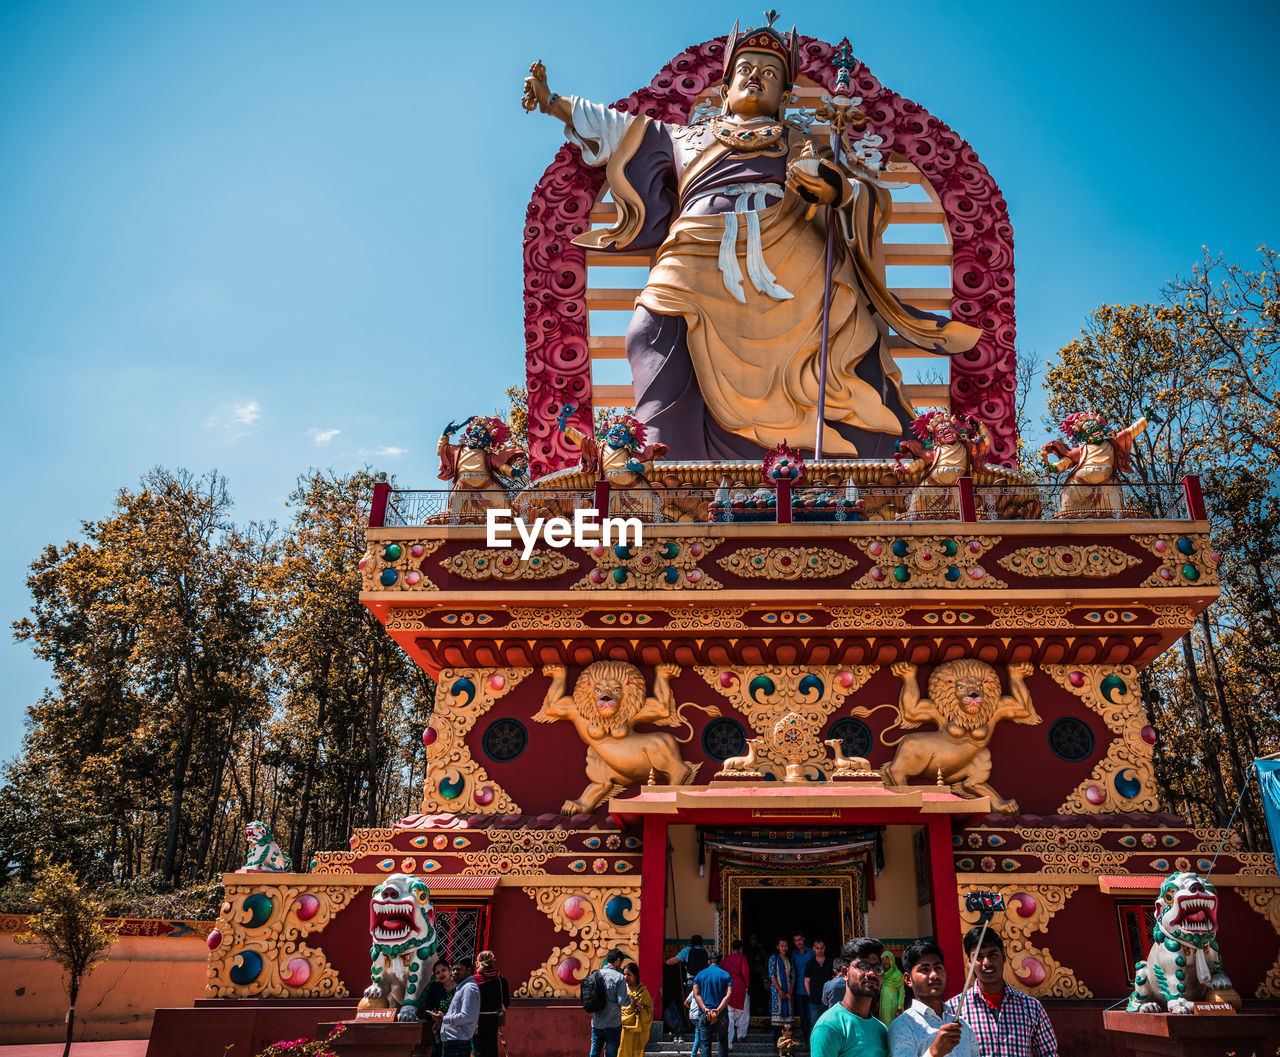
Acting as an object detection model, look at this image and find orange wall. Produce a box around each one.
[0,931,208,1044]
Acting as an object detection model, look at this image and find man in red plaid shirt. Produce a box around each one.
[943,928,1058,1057]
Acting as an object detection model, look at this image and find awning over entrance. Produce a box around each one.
[609,782,990,824]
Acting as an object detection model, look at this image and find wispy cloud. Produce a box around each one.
[374,445,408,457]
[205,399,262,439]
[231,401,261,426]
[308,427,341,447]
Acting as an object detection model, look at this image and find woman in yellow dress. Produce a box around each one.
[619,961,653,1057]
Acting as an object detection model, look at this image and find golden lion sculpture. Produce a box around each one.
[881,659,1039,814]
[535,661,717,814]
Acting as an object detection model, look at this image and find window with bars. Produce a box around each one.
[433,904,489,965]
[1115,900,1157,979]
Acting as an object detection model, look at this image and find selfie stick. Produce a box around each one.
[952,891,1006,1023]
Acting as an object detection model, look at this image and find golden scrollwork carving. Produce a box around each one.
[309,852,355,874]
[1151,604,1196,627]
[515,885,642,999]
[826,605,909,628]
[850,535,1005,589]
[1133,533,1219,588]
[957,882,1092,998]
[348,829,397,856]
[571,536,720,590]
[1242,887,1280,998]
[665,607,748,630]
[989,605,1071,628]
[697,665,875,780]
[506,607,588,630]
[997,546,1139,579]
[420,668,527,814]
[1010,826,1131,875]
[458,850,554,876]
[1188,827,1277,874]
[385,608,430,631]
[1044,664,1158,813]
[207,882,357,998]
[443,548,578,581]
[361,540,443,593]
[535,662,716,813]
[717,546,857,581]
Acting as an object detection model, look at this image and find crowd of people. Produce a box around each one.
[409,924,1060,1057]
[609,927,1059,1056]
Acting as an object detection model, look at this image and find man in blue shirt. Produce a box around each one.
[790,932,816,1041]
[691,949,735,1057]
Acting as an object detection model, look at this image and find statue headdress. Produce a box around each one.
[909,410,987,452]
[598,412,647,450]
[1059,410,1109,444]
[723,11,800,88]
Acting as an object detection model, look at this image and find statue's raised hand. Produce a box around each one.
[523,60,552,113]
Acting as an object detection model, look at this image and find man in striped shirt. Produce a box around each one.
[942,929,1058,1057]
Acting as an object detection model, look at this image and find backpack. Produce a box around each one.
[580,969,607,1013]
[685,945,709,978]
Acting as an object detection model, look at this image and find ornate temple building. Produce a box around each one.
[167,24,1280,1057]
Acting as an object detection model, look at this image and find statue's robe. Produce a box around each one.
[564,98,980,459]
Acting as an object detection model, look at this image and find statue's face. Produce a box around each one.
[463,423,491,449]
[723,50,789,119]
[1080,420,1106,443]
[604,423,631,448]
[594,675,623,718]
[935,422,959,445]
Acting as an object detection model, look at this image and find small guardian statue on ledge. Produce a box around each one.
[1127,872,1237,1013]
[437,415,527,521]
[237,821,290,873]
[1041,410,1150,518]
[560,407,668,517]
[894,410,989,519]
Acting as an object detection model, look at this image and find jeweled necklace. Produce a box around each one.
[710,115,786,152]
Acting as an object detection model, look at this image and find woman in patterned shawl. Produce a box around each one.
[768,936,795,1041]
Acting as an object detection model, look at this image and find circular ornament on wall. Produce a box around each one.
[1048,717,1095,762]
[482,718,528,763]
[827,718,873,760]
[701,718,748,762]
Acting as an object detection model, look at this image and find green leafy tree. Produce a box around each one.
[15,857,121,1057]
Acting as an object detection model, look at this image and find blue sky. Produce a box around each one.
[2,0,1278,762]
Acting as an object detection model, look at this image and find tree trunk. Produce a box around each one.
[1198,613,1260,848]
[63,975,79,1057]
[1180,633,1232,824]
[161,701,198,884]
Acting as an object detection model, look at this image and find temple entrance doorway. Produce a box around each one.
[740,885,842,1017]
[741,885,842,952]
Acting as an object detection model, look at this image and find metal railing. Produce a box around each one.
[368,477,1205,528]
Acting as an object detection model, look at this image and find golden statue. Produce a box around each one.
[524,19,979,460]
[534,662,717,814]
[882,659,1039,814]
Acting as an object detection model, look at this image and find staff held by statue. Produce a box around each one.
[812,40,864,460]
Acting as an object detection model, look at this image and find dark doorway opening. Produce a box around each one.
[740,885,842,1019]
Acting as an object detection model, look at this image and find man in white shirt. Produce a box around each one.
[437,959,481,1057]
[889,941,978,1057]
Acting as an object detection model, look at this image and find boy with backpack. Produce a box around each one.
[581,947,630,1057]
